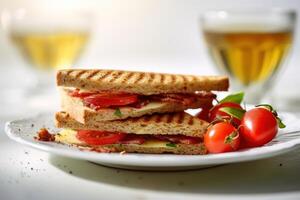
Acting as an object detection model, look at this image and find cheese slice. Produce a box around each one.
[55,129,170,148]
[55,129,83,145]
[139,140,169,148]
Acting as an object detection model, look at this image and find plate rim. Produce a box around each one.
[5,112,300,167]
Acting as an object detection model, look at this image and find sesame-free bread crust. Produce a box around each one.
[55,111,209,138]
[57,69,229,95]
[100,143,207,155]
[55,129,207,155]
[60,88,213,123]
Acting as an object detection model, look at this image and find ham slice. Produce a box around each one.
[120,135,146,145]
[119,134,202,145]
[69,89,215,109]
[148,92,215,106]
[154,135,202,144]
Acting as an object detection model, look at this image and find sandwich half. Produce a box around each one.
[57,69,229,123]
[55,111,209,155]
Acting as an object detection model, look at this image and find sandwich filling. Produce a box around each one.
[59,129,203,146]
[68,88,215,110]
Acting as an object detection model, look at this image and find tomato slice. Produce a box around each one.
[76,130,126,145]
[69,89,97,98]
[83,93,138,108]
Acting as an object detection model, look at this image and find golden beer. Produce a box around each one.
[11,32,89,70]
[204,30,292,85]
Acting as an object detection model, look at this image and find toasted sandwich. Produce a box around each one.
[55,111,209,155]
[57,69,229,123]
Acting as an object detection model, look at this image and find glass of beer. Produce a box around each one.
[1,9,91,93]
[201,9,296,103]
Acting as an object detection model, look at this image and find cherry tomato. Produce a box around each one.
[83,93,138,108]
[240,107,278,147]
[209,102,243,126]
[77,130,126,145]
[204,122,240,153]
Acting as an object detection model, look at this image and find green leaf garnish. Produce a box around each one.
[219,92,244,104]
[219,107,246,120]
[166,143,177,148]
[114,108,122,117]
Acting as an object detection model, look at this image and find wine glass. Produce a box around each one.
[201,9,296,104]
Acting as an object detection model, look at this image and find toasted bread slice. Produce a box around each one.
[60,88,213,123]
[55,111,209,137]
[57,69,229,95]
[55,129,207,155]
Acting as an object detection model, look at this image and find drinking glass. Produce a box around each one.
[201,9,296,103]
[1,8,91,93]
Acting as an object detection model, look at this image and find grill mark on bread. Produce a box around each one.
[74,70,86,79]
[191,76,197,82]
[182,75,188,85]
[86,70,99,79]
[149,73,155,83]
[160,74,165,84]
[108,71,122,83]
[134,73,145,84]
[55,111,208,139]
[96,70,113,81]
[199,120,205,126]
[171,75,176,83]
[188,117,194,125]
[66,70,74,76]
[154,114,163,123]
[167,114,174,123]
[143,115,151,122]
[130,117,140,123]
[57,69,229,93]
[122,72,134,83]
[176,112,184,124]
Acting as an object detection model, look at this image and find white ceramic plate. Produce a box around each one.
[5,112,300,171]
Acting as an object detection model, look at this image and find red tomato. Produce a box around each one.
[196,103,213,121]
[204,122,240,153]
[69,89,97,98]
[196,108,209,121]
[240,107,278,147]
[209,102,243,126]
[83,93,138,108]
[120,135,145,145]
[77,130,126,145]
[238,136,250,149]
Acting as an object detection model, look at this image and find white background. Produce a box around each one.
[0,0,300,99]
[1,1,300,200]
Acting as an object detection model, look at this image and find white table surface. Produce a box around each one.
[1,108,300,200]
[1,0,300,198]
[0,65,300,200]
